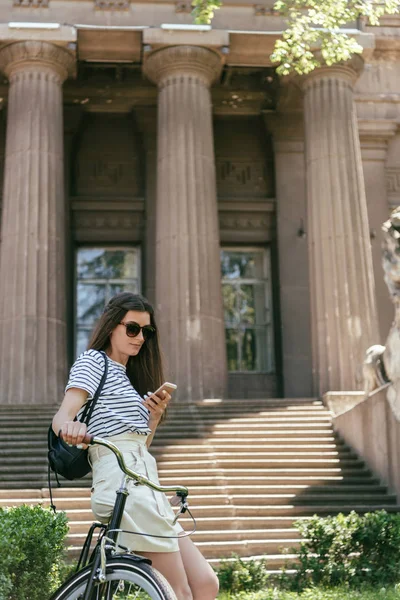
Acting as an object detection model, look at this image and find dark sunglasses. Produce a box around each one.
[120,321,156,341]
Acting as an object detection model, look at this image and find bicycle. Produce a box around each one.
[50,434,192,600]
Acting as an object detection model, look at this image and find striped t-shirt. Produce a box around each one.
[65,349,151,437]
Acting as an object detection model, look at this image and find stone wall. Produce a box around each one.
[332,390,400,499]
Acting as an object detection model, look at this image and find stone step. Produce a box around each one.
[207,553,297,568]
[160,416,333,423]
[6,492,394,511]
[0,436,346,448]
[67,515,310,532]
[157,467,373,477]
[0,465,373,481]
[157,424,334,433]
[188,538,300,559]
[0,416,333,425]
[152,450,357,459]
[3,482,385,501]
[155,459,365,469]
[1,474,381,491]
[0,446,356,457]
[60,503,400,521]
[0,455,364,476]
[67,523,298,540]
[0,428,338,438]
[66,533,301,559]
[151,437,342,446]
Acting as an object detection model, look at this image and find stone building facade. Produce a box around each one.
[0,0,398,405]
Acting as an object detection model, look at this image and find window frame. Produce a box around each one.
[74,245,142,358]
[221,245,275,374]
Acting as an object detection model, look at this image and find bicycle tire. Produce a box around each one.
[50,557,177,600]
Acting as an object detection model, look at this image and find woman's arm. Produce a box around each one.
[52,387,89,445]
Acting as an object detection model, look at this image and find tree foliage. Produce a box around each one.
[192,0,223,25]
[191,0,400,75]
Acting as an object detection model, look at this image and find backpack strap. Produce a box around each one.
[80,351,108,426]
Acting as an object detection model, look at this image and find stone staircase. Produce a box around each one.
[0,398,399,568]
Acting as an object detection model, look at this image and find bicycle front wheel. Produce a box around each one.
[51,557,176,600]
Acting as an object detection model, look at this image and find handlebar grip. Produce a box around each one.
[82,433,94,445]
[59,430,94,446]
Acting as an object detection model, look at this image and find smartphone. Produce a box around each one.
[152,382,177,398]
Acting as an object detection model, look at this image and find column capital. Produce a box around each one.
[143,45,223,88]
[0,41,75,82]
[301,55,364,91]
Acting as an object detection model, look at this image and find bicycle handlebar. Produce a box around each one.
[81,434,189,498]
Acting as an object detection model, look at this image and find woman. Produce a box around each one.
[53,292,219,600]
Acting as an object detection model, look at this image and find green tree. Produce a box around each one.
[191,0,400,75]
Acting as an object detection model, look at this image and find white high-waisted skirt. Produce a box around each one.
[88,432,184,553]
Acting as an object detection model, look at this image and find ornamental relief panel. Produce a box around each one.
[75,156,141,196]
[95,0,130,9]
[13,0,49,6]
[219,210,274,243]
[73,114,143,198]
[73,210,144,243]
[214,116,275,199]
[216,159,270,197]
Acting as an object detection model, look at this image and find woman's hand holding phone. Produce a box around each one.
[143,382,177,422]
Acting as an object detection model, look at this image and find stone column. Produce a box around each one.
[302,60,380,395]
[0,41,75,404]
[359,120,397,341]
[144,45,227,402]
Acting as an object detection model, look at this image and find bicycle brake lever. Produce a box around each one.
[172,498,189,525]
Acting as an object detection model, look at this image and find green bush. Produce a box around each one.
[290,510,400,590]
[218,583,400,599]
[0,504,69,600]
[217,555,269,593]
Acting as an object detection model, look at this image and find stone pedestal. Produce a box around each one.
[359,119,397,341]
[144,45,227,402]
[303,61,379,395]
[0,41,74,404]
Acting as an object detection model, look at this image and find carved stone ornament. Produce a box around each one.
[143,46,223,88]
[216,159,268,195]
[13,0,49,6]
[0,41,75,81]
[175,1,192,13]
[95,0,130,9]
[254,4,279,16]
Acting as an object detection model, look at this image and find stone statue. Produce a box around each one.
[363,207,400,419]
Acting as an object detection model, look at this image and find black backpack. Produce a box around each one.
[47,351,108,507]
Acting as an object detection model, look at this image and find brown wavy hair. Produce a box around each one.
[87,292,166,421]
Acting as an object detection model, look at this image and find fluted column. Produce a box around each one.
[144,45,227,402]
[0,41,75,404]
[303,60,379,395]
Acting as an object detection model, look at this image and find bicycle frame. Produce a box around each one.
[71,436,189,600]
